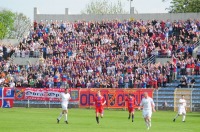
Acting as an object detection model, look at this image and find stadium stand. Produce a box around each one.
[1,18,200,111]
[0,19,200,90]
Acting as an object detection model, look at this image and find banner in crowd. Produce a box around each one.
[14,88,79,102]
[0,88,14,108]
[13,88,154,109]
[79,88,154,109]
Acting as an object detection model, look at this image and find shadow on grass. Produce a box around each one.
[187,114,200,117]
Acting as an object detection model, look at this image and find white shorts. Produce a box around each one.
[61,104,68,110]
[143,110,152,118]
[178,108,186,115]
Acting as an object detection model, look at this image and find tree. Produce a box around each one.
[81,0,127,14]
[8,12,31,41]
[0,9,31,41]
[163,0,200,13]
[0,10,15,40]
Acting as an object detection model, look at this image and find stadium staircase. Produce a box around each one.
[192,88,200,111]
[153,75,200,111]
[192,41,200,58]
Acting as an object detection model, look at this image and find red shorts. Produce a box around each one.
[96,107,104,114]
[128,108,135,113]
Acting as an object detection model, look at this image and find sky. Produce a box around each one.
[0,0,172,21]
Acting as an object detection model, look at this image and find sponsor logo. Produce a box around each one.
[25,90,45,97]
[15,89,24,99]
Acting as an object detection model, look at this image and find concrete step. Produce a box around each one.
[11,57,40,65]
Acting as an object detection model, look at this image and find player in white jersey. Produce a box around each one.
[57,88,71,124]
[138,92,156,130]
[173,95,186,122]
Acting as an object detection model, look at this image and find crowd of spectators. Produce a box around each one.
[0,19,200,89]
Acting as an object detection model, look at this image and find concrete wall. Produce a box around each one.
[11,57,39,66]
[34,7,200,22]
[193,45,200,58]
[155,58,171,65]
[0,39,19,46]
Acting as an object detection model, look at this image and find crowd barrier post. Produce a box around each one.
[124,91,126,111]
[89,89,91,109]
[156,89,158,111]
[27,99,29,108]
[190,89,193,112]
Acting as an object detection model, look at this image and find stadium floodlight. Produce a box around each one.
[128,0,134,13]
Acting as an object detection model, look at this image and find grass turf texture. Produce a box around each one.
[0,108,199,132]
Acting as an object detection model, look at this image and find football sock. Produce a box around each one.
[64,113,68,121]
[128,114,130,119]
[146,118,152,127]
[96,117,99,123]
[149,119,151,127]
[132,115,134,122]
[145,120,149,128]
[182,115,186,121]
[57,113,63,120]
[174,114,179,119]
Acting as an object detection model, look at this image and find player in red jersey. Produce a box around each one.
[121,94,138,122]
[93,90,106,124]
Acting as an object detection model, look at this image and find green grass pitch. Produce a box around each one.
[0,108,199,132]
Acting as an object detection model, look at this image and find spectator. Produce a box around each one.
[29,78,35,87]
[188,77,195,88]
[162,100,168,110]
[9,80,15,88]
[0,19,199,89]
[16,81,22,87]
[177,76,187,88]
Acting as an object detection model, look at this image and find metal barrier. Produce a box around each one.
[143,54,156,65]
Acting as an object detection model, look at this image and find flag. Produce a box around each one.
[0,88,14,108]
